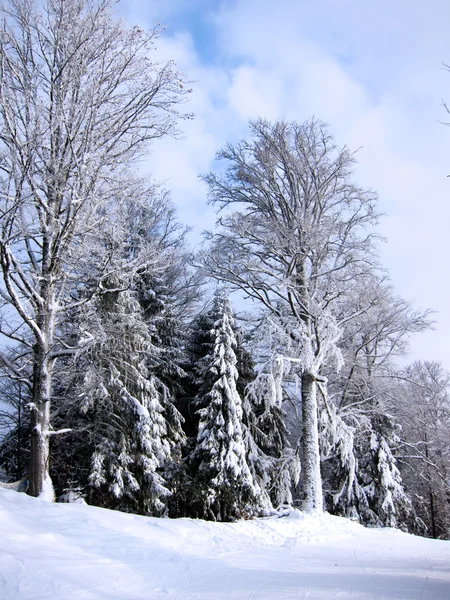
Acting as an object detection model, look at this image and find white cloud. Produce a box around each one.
[228,66,284,121]
[124,0,450,368]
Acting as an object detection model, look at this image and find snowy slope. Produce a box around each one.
[1,488,449,600]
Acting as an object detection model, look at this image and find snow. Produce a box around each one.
[37,475,55,503]
[1,488,449,600]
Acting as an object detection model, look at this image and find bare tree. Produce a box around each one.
[394,362,450,538]
[203,119,380,511]
[0,0,189,497]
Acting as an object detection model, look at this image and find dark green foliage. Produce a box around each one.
[182,292,264,520]
[0,377,31,482]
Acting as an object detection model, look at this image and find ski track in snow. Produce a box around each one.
[1,488,449,599]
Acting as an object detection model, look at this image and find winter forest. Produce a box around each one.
[0,0,449,541]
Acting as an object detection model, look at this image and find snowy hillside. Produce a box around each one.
[1,488,449,600]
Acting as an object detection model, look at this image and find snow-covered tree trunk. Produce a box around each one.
[28,342,53,498]
[28,202,58,497]
[301,373,323,511]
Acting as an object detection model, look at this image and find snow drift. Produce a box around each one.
[1,488,449,599]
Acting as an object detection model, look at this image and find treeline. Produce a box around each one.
[0,0,448,539]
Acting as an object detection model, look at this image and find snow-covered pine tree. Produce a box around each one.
[46,187,188,513]
[319,279,427,528]
[244,352,300,508]
[357,416,413,528]
[133,192,197,392]
[188,291,261,521]
[320,410,416,529]
[79,273,182,515]
[123,191,195,472]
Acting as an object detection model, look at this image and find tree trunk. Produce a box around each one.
[301,372,323,512]
[16,383,22,481]
[28,268,56,498]
[429,487,437,539]
[424,433,437,538]
[28,342,53,497]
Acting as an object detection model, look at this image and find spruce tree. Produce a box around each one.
[245,352,299,508]
[44,189,189,513]
[188,291,260,520]
[78,275,181,515]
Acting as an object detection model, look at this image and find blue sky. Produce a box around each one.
[120,0,450,370]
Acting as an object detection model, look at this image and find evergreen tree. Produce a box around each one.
[0,374,30,481]
[188,291,261,520]
[45,188,189,512]
[78,275,182,515]
[319,279,427,529]
[245,351,300,508]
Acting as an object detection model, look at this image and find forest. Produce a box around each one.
[0,0,449,541]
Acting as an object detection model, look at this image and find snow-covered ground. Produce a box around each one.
[1,488,449,599]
